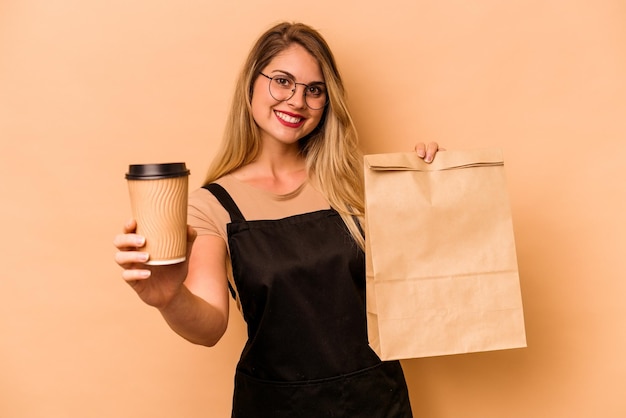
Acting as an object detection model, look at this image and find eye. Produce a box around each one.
[273,77,294,89]
[306,85,326,97]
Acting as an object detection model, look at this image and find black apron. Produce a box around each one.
[205,184,412,418]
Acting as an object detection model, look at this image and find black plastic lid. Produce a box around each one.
[125,162,190,180]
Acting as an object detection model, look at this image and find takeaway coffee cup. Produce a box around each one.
[125,163,190,265]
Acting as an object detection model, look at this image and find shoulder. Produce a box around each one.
[188,176,239,208]
[188,186,218,211]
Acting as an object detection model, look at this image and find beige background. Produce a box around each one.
[1,0,625,417]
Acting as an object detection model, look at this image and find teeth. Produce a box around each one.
[276,111,302,124]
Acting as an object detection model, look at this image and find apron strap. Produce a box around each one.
[203,183,246,222]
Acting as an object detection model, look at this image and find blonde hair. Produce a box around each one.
[204,22,365,249]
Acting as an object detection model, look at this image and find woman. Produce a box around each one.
[115,22,440,417]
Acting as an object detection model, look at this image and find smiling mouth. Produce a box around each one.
[275,110,303,124]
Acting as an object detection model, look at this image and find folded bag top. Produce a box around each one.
[365,148,504,172]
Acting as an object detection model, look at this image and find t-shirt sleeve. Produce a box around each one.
[187,187,229,242]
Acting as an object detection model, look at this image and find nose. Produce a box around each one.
[286,83,307,108]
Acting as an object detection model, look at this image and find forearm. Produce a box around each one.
[158,284,228,347]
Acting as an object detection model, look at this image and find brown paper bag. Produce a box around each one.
[364,149,526,360]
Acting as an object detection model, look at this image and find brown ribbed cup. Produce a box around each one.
[126,163,190,265]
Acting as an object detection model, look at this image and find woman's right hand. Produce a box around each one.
[113,219,197,309]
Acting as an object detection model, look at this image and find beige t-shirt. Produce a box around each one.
[188,174,331,248]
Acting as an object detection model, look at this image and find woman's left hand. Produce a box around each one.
[414,142,443,163]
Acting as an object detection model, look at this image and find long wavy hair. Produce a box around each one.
[203,22,365,249]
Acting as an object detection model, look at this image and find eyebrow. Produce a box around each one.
[269,70,326,85]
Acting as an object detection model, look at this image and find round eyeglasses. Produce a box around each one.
[259,72,328,110]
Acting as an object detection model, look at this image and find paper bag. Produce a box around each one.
[364,149,526,360]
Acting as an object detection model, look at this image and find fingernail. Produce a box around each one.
[138,252,149,262]
[138,270,151,278]
[135,236,145,247]
[425,153,433,163]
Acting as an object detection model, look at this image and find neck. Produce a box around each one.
[232,142,307,194]
[258,137,305,171]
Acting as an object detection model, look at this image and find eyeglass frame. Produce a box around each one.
[259,72,329,110]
